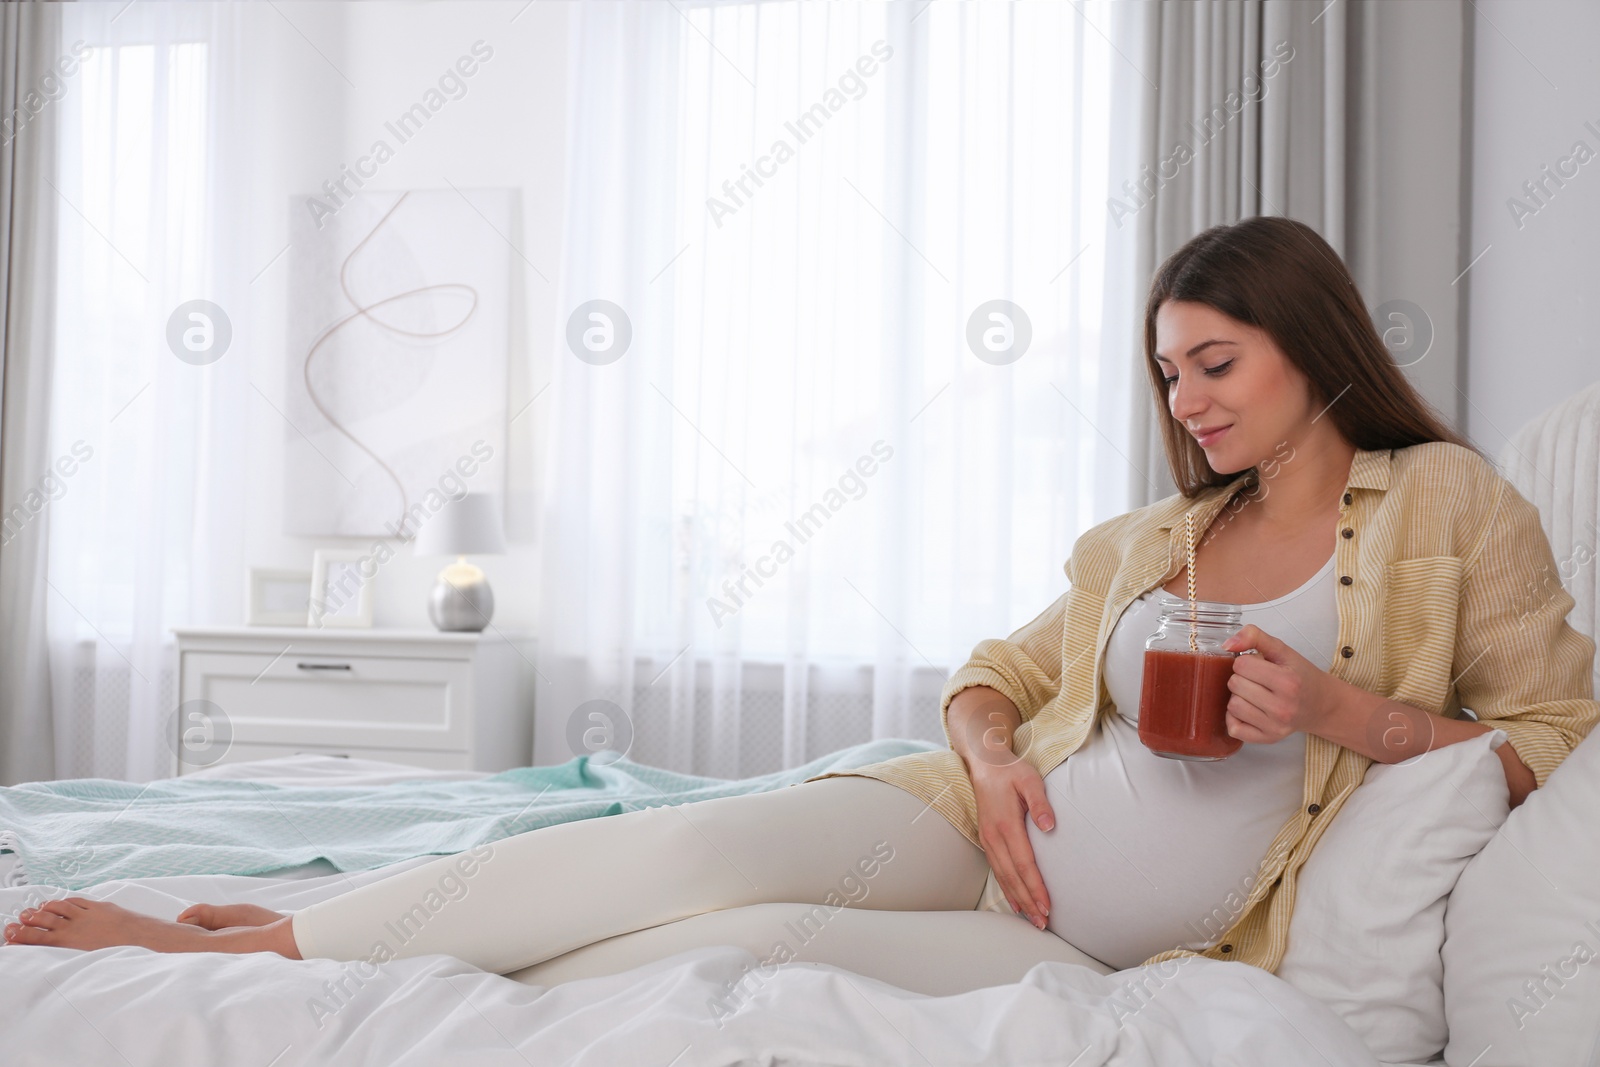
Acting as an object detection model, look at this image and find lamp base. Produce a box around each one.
[428,560,494,632]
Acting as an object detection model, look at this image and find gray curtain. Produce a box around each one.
[0,2,62,785]
[1110,0,1472,508]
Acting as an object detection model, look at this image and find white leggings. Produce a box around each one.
[290,777,1115,996]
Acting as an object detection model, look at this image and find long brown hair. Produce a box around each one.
[1143,216,1480,498]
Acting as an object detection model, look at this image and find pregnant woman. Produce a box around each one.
[8,217,1598,996]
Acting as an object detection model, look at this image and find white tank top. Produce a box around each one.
[1026,552,1340,969]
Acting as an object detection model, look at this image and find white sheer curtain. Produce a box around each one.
[538,1,1130,776]
[46,4,250,781]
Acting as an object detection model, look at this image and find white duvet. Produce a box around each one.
[0,758,1411,1067]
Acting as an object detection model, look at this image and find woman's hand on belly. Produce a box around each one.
[971,759,1056,930]
[1220,623,1339,743]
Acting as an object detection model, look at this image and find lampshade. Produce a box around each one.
[411,492,507,557]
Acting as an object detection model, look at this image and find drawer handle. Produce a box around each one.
[296,662,353,671]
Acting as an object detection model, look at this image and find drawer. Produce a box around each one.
[180,650,474,753]
[191,740,472,773]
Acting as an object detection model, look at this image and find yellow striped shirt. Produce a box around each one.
[808,441,1600,974]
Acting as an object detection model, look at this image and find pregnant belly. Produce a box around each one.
[1026,710,1305,970]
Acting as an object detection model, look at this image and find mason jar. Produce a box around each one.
[1138,599,1246,761]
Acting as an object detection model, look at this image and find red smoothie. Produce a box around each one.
[1138,648,1241,760]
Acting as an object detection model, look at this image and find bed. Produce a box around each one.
[1,751,1426,1067]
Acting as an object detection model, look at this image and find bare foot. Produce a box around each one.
[3,898,300,958]
[176,902,286,930]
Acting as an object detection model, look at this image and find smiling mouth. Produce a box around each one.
[1193,425,1231,446]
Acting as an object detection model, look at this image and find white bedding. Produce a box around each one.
[0,756,1423,1067]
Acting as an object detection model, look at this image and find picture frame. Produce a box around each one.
[308,549,376,629]
[245,568,313,627]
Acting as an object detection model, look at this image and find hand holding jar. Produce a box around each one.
[1140,511,1342,758]
[1138,607,1338,758]
[1219,623,1341,744]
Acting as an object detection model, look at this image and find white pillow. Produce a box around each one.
[1276,728,1511,1064]
[1442,724,1600,1067]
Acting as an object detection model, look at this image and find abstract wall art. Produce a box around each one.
[284,188,515,538]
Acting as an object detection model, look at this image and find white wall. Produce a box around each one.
[235,2,568,630]
[1466,0,1600,459]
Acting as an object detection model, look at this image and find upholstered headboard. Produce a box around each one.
[1498,379,1600,695]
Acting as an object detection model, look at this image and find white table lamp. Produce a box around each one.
[411,492,507,632]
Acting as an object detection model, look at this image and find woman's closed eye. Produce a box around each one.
[1162,359,1234,386]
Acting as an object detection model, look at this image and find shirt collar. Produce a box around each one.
[1346,446,1393,492]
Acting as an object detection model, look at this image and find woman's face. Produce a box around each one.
[1152,299,1322,476]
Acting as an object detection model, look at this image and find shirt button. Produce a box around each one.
[1307,803,1322,814]
[1343,492,1352,506]
[1339,575,1352,586]
[1341,527,1354,539]
[1340,646,1354,658]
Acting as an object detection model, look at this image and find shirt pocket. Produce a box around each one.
[1380,555,1466,711]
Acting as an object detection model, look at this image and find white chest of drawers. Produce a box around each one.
[170,627,536,776]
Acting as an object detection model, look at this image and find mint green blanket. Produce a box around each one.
[0,740,937,890]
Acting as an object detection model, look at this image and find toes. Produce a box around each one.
[19,909,64,930]
[4,923,53,945]
[21,897,89,918]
